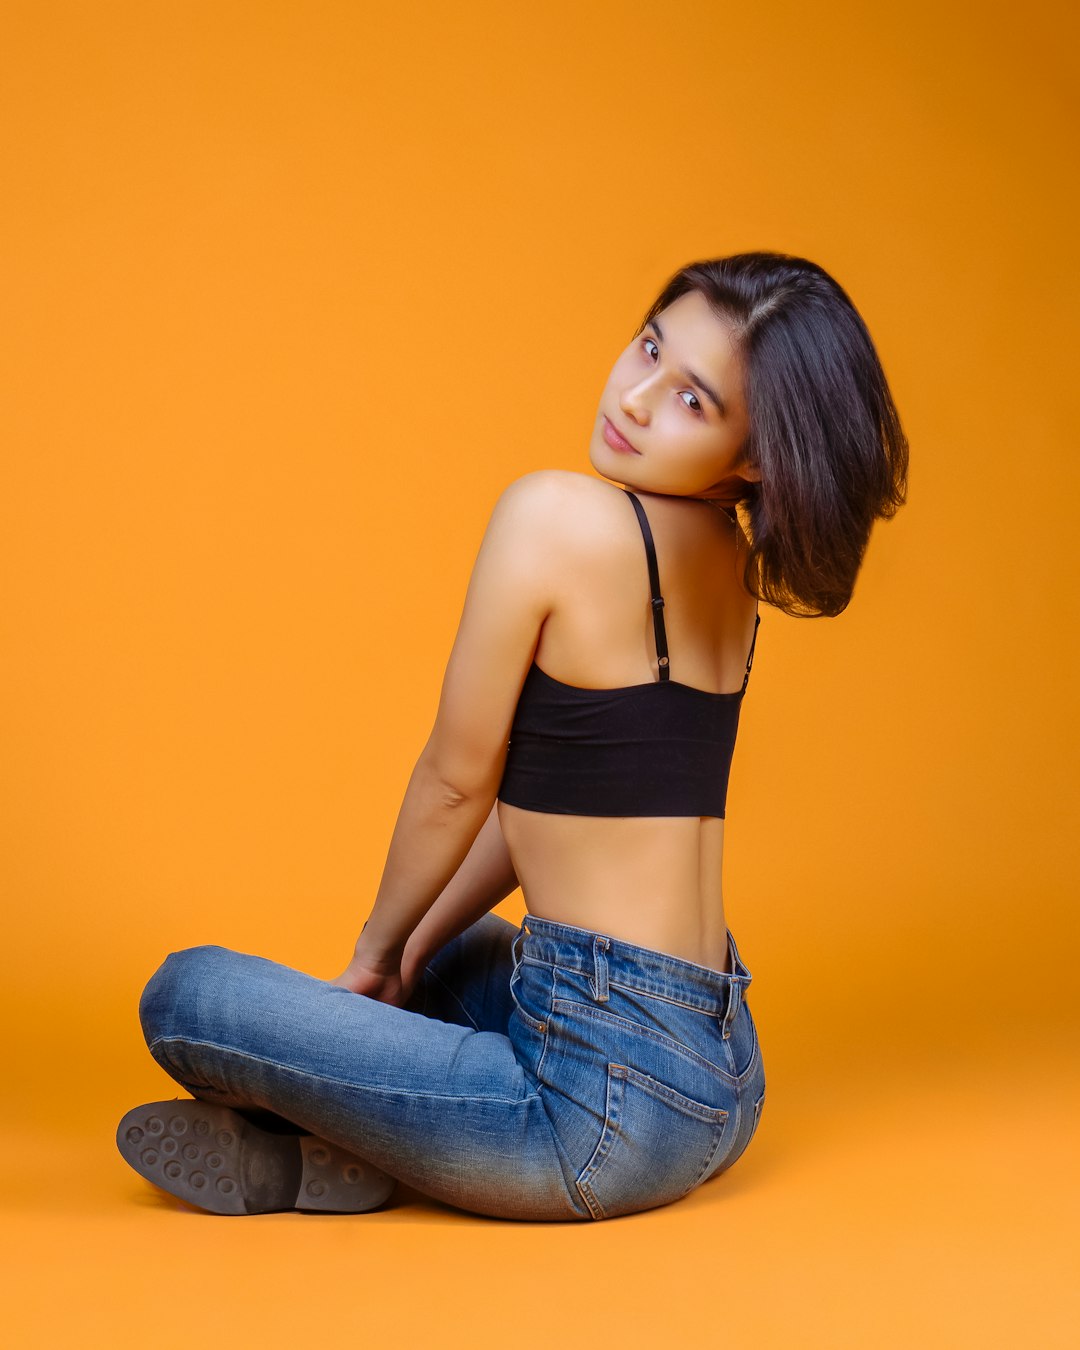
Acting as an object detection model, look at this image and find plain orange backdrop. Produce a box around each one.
[1,1,1076,1346]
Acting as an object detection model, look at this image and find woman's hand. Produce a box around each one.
[330,921,430,1008]
[330,939,409,1007]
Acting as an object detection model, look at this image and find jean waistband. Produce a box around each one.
[515,912,753,1032]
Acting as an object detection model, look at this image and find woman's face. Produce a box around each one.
[588,289,756,501]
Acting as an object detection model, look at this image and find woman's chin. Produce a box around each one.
[587,442,631,486]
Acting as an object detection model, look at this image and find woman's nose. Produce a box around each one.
[619,381,651,425]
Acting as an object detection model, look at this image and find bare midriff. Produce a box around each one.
[497,803,733,975]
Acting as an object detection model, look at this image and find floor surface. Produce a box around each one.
[4,1036,1075,1350]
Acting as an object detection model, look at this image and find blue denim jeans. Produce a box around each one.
[139,911,766,1222]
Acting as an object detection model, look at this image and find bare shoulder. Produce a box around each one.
[496,469,630,542]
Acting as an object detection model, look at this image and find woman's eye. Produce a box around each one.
[639,336,700,414]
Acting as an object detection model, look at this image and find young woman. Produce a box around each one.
[117,252,908,1221]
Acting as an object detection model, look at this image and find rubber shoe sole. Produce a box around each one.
[117,1100,397,1215]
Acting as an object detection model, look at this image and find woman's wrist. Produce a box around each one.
[352,920,405,970]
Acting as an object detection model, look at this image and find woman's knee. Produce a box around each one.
[138,944,235,1049]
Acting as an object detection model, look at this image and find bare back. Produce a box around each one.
[497,472,760,975]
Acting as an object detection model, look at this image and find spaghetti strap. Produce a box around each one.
[622,490,670,682]
[741,610,761,694]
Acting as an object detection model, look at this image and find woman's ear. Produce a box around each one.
[718,464,761,495]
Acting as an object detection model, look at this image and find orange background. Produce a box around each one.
[2,1,1076,1345]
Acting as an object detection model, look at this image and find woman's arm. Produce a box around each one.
[332,473,557,1001]
[399,799,518,989]
[340,755,495,966]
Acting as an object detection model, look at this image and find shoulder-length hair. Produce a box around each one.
[638,253,909,618]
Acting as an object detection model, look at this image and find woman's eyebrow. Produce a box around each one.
[648,318,727,417]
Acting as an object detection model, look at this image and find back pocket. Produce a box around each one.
[575,1063,729,1221]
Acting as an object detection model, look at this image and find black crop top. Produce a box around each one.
[497,489,760,819]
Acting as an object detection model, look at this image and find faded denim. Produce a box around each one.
[139,911,766,1222]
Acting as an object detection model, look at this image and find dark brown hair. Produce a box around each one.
[639,252,909,617]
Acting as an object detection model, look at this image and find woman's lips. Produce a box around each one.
[602,416,640,454]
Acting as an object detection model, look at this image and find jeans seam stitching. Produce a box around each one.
[575,1065,618,1220]
[549,998,739,1084]
[147,1035,541,1106]
[425,966,481,1030]
[606,978,729,1014]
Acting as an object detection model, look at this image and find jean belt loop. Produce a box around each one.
[511,925,525,967]
[722,978,742,1040]
[591,935,610,1003]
